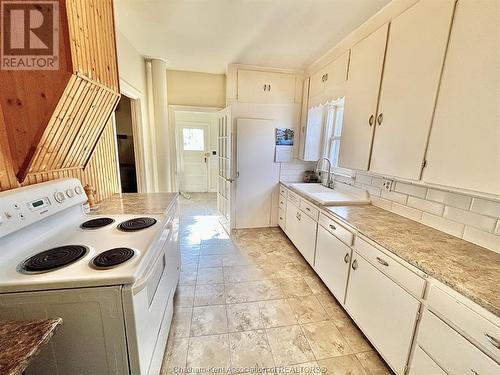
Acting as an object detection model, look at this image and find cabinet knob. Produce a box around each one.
[343,253,350,264]
[368,114,375,126]
[377,113,383,125]
[263,84,267,91]
[268,84,271,91]
[376,257,389,267]
[324,73,328,81]
[351,259,358,270]
[329,224,336,230]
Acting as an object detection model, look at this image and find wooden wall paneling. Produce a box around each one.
[0,105,19,190]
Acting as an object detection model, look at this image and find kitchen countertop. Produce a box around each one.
[0,318,62,375]
[282,183,500,316]
[91,193,178,216]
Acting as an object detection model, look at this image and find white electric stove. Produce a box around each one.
[0,178,180,375]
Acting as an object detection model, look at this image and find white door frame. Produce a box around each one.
[118,79,147,193]
[169,105,221,192]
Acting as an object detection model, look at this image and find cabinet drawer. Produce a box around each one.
[318,213,354,246]
[410,346,446,375]
[417,310,499,374]
[287,191,300,206]
[300,199,319,221]
[353,237,425,298]
[279,194,287,210]
[278,208,286,230]
[279,185,288,197]
[427,284,500,361]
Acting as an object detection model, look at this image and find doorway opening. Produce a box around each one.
[114,95,138,193]
[172,109,219,193]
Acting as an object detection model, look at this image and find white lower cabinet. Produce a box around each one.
[345,252,420,374]
[285,202,317,265]
[314,225,351,303]
[415,310,499,374]
[410,346,446,375]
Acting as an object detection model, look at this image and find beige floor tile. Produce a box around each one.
[170,308,193,338]
[229,330,274,371]
[223,265,268,283]
[301,321,353,360]
[161,337,188,374]
[190,305,228,336]
[265,325,315,366]
[356,351,393,375]
[282,362,321,375]
[335,318,372,353]
[226,302,264,332]
[279,277,314,297]
[196,267,224,285]
[288,295,329,324]
[303,275,330,295]
[179,270,197,286]
[318,355,367,375]
[258,299,297,328]
[222,253,254,267]
[225,280,284,304]
[316,294,351,324]
[194,284,225,306]
[174,285,195,307]
[187,334,230,369]
[199,255,223,268]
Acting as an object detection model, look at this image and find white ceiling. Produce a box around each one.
[115,0,390,74]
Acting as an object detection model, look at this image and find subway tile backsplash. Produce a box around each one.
[348,171,500,254]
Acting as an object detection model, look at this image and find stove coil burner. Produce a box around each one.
[22,245,88,273]
[92,248,135,268]
[118,217,157,232]
[80,217,115,229]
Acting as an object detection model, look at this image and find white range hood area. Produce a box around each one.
[289,183,370,206]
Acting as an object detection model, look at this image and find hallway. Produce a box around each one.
[161,193,392,374]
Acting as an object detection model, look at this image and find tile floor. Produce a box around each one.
[161,193,392,375]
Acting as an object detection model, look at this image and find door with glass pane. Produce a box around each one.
[217,107,232,234]
[178,123,209,192]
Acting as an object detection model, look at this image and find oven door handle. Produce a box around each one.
[132,224,173,296]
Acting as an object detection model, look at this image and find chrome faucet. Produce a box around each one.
[315,157,333,188]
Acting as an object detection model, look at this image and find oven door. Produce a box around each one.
[122,220,180,375]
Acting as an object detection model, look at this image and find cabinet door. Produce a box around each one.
[285,202,299,244]
[323,51,350,101]
[237,69,268,103]
[314,225,351,303]
[345,253,420,374]
[370,0,455,180]
[339,24,388,171]
[422,0,500,195]
[267,71,297,104]
[294,209,318,265]
[309,69,326,102]
[409,346,446,375]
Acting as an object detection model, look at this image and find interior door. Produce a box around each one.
[217,107,232,234]
[369,0,455,180]
[178,122,209,192]
[339,24,388,171]
[235,118,280,228]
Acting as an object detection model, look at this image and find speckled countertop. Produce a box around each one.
[91,193,178,215]
[282,183,500,316]
[0,318,62,375]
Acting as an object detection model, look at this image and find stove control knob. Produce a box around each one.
[54,191,66,203]
[74,186,84,195]
[66,188,75,198]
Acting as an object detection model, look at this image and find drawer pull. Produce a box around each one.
[351,259,358,270]
[343,253,349,264]
[329,224,336,230]
[305,207,311,211]
[296,212,301,221]
[376,257,389,267]
[485,333,500,350]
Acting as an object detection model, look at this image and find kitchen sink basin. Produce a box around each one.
[289,183,370,206]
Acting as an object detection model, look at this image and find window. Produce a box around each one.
[183,128,204,151]
[322,98,345,167]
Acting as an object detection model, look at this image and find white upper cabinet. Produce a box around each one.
[422,0,500,195]
[309,51,350,107]
[339,24,388,171]
[369,0,455,180]
[237,69,297,104]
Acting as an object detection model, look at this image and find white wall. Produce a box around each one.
[115,30,158,192]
